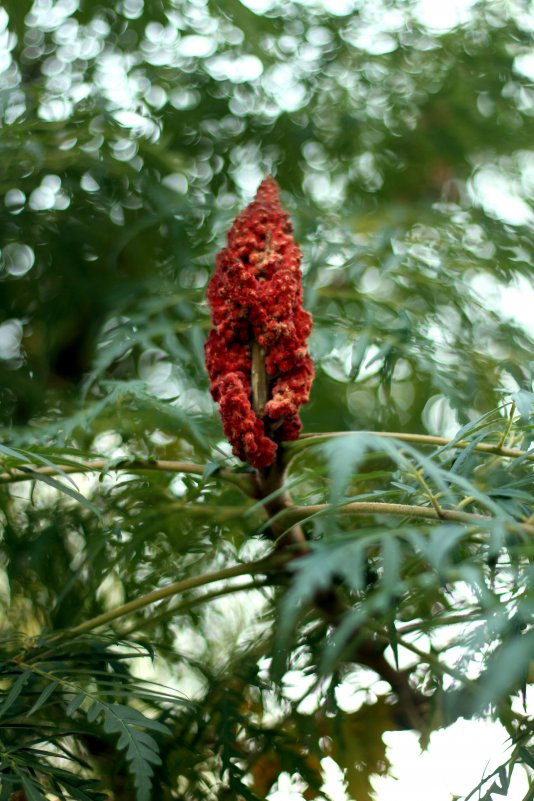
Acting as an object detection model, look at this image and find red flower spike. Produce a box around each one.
[205,176,314,469]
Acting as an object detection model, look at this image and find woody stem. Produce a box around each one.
[248,344,425,720]
[250,341,308,555]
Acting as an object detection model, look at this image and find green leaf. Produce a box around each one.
[477,631,534,711]
[100,704,170,801]
[518,747,534,770]
[381,535,401,589]
[512,390,534,424]
[0,670,32,718]
[319,595,387,676]
[66,692,86,716]
[27,680,59,716]
[0,443,80,489]
[419,525,468,573]
[272,541,364,677]
[322,434,371,514]
[202,461,221,480]
[350,333,370,379]
[21,777,49,801]
[450,432,491,475]
[16,466,102,520]
[86,700,103,723]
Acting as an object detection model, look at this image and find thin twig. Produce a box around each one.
[457,495,476,509]
[390,631,475,686]
[363,620,475,686]
[411,466,444,518]
[396,612,489,635]
[498,401,516,449]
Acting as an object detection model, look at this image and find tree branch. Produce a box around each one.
[121,578,272,637]
[0,459,254,495]
[287,430,532,461]
[64,559,274,637]
[2,427,529,498]
[268,500,534,537]
[147,497,534,539]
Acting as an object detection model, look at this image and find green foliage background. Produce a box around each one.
[0,0,533,799]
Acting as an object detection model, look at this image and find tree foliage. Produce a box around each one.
[0,0,533,798]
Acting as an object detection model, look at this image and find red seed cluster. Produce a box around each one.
[205,177,314,469]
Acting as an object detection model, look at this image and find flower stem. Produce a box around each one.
[251,340,268,416]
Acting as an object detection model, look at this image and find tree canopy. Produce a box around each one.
[0,0,533,799]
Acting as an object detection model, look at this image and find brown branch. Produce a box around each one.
[58,559,274,638]
[250,471,427,724]
[0,459,254,495]
[121,578,272,638]
[2,426,529,496]
[152,498,534,537]
[253,459,310,556]
[288,429,532,461]
[279,501,534,536]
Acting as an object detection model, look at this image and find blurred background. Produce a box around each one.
[1,0,533,438]
[0,0,533,799]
